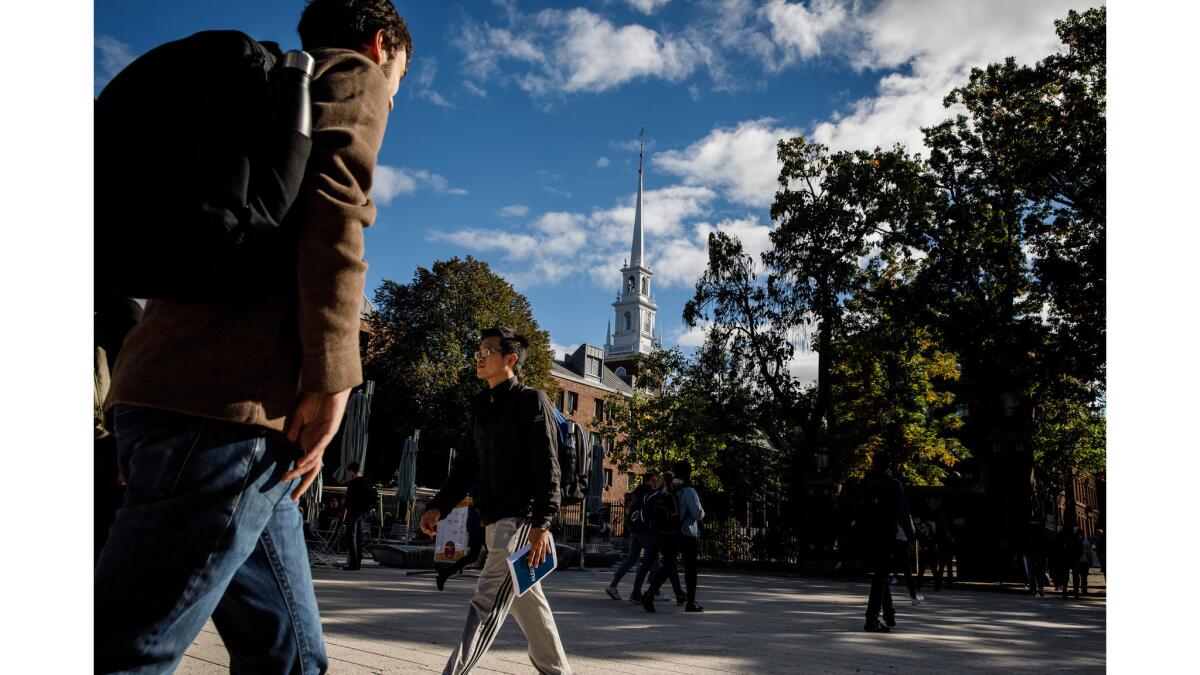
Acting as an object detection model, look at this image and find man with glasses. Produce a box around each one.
[420,326,571,675]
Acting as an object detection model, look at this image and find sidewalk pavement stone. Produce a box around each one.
[178,564,1105,673]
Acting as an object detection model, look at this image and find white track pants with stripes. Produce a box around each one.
[442,517,571,675]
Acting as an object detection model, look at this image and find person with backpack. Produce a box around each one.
[94,2,412,673]
[640,470,692,613]
[860,451,916,633]
[342,461,378,571]
[672,461,706,612]
[419,326,572,675]
[604,472,659,600]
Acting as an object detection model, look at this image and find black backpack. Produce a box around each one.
[95,30,314,300]
[645,488,681,533]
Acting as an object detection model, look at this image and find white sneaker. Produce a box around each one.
[912,593,925,606]
[605,587,621,601]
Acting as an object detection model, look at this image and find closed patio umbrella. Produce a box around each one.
[335,381,374,482]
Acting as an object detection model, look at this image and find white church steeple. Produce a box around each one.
[606,130,658,376]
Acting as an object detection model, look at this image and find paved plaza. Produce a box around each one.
[179,565,1105,674]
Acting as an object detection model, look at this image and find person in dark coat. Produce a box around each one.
[1023,520,1048,597]
[342,462,377,570]
[861,451,916,633]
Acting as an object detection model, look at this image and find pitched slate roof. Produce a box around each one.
[551,359,635,397]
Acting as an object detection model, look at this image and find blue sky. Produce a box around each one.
[94,0,1087,379]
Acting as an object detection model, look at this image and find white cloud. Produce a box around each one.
[95,34,136,92]
[427,184,717,292]
[788,348,820,384]
[654,119,801,207]
[761,0,850,63]
[411,57,456,109]
[456,7,702,97]
[500,204,530,217]
[671,321,709,348]
[596,156,611,168]
[462,80,488,97]
[650,215,774,288]
[373,165,466,203]
[624,0,672,15]
[550,340,581,360]
[809,0,1081,154]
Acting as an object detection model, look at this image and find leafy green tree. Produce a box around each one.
[766,137,937,458]
[827,271,969,485]
[363,257,553,486]
[683,232,798,457]
[592,348,726,492]
[938,7,1106,389]
[1032,391,1105,521]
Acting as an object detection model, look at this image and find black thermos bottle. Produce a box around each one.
[273,50,315,137]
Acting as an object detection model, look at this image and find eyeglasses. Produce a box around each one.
[473,349,500,360]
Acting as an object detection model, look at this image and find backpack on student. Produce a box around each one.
[95,30,315,300]
[625,490,650,533]
[550,407,588,506]
[645,488,681,533]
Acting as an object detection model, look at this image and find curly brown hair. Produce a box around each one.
[297,0,412,66]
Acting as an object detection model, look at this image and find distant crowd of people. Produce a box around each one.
[604,462,707,613]
[1022,522,1103,599]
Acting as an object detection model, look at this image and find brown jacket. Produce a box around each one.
[106,49,391,432]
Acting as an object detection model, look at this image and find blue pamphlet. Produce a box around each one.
[505,533,557,597]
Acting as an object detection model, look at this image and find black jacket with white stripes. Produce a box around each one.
[428,377,562,531]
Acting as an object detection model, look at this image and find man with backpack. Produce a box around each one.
[604,472,659,600]
[860,451,916,633]
[94,1,412,672]
[419,326,572,675]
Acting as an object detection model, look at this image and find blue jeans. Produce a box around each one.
[95,406,327,674]
[612,531,652,582]
[629,532,682,598]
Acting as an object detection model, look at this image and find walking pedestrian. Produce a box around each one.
[605,473,658,600]
[861,451,916,633]
[640,471,691,612]
[1023,520,1048,597]
[914,519,937,591]
[94,2,412,671]
[673,461,706,612]
[1070,528,1093,598]
[341,462,377,571]
[419,327,571,675]
[892,517,923,605]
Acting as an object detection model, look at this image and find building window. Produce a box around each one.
[624,311,631,331]
[557,390,565,412]
[615,367,627,379]
[627,276,635,294]
[586,354,602,377]
[593,398,604,420]
[641,277,648,294]
[604,468,613,491]
[567,391,579,413]
[627,472,637,489]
